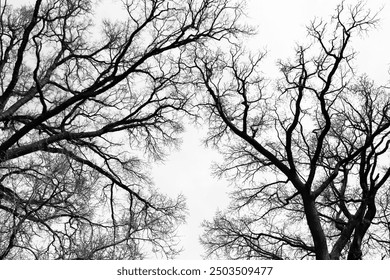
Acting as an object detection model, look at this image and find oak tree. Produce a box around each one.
[0,0,245,259]
[194,2,390,259]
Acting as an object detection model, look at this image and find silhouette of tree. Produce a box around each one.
[0,0,247,259]
[193,2,390,259]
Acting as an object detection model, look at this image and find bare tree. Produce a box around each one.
[191,2,390,259]
[0,0,247,259]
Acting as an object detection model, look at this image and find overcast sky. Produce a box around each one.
[150,0,390,259]
[11,0,390,260]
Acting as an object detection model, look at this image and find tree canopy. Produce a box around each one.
[2,0,389,261]
[0,0,246,259]
[196,1,390,259]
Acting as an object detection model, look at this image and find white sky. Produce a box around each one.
[151,0,390,259]
[9,0,390,260]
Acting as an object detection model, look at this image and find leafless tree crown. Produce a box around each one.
[0,0,247,259]
[196,2,390,260]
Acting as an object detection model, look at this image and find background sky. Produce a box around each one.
[150,0,390,259]
[11,0,390,260]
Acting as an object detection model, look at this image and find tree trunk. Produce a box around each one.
[302,195,330,259]
[329,217,359,259]
[348,197,376,260]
